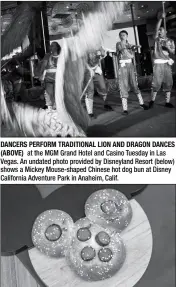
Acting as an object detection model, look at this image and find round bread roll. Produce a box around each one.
[85,189,133,232]
[32,210,74,257]
[67,217,126,281]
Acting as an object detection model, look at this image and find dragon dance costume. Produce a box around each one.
[1,2,125,137]
[1,82,86,137]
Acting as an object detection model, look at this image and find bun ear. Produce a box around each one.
[1,185,43,255]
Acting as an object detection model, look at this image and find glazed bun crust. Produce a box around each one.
[32,210,74,257]
[85,189,133,232]
[67,218,126,281]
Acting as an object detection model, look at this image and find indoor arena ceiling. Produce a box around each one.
[1,1,173,35]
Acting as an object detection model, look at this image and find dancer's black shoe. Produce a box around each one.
[165,102,174,108]
[104,104,113,111]
[43,105,48,110]
[148,100,154,109]
[89,113,95,119]
[140,104,148,110]
[122,110,128,115]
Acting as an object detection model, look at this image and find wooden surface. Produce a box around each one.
[28,199,153,287]
[1,255,40,287]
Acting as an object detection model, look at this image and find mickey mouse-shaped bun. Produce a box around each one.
[85,189,132,232]
[32,210,74,257]
[67,218,126,281]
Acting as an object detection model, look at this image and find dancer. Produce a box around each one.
[116,30,148,115]
[149,13,175,108]
[39,42,61,110]
[83,47,113,118]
